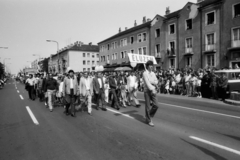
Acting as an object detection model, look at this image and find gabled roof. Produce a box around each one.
[164,9,182,20]
[198,0,223,8]
[98,20,152,44]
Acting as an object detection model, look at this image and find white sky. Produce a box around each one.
[0,0,195,74]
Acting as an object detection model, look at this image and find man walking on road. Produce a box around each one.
[143,60,159,127]
[109,72,120,110]
[92,72,107,111]
[63,70,78,117]
[44,73,58,112]
[79,72,93,115]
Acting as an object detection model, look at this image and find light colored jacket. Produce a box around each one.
[127,75,138,91]
[62,76,78,96]
[143,70,158,92]
[79,77,93,96]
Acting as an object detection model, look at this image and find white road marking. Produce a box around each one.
[190,136,240,156]
[19,95,24,100]
[139,99,240,119]
[107,108,134,119]
[26,106,39,125]
[17,90,19,93]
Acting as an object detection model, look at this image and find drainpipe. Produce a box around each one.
[177,16,180,69]
[200,9,203,68]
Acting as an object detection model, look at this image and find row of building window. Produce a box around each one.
[82,53,99,58]
[99,27,240,65]
[100,4,240,53]
[169,54,215,68]
[100,32,147,52]
[100,47,148,62]
[83,68,91,71]
[82,60,99,65]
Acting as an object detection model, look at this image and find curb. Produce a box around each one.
[224,99,240,106]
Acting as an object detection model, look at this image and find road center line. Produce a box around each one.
[139,99,240,119]
[190,136,240,155]
[19,95,24,100]
[17,90,19,93]
[26,106,39,125]
[107,108,134,119]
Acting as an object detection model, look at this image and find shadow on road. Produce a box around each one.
[113,110,146,124]
[181,139,227,160]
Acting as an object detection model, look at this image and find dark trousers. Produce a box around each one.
[211,86,218,99]
[95,88,106,109]
[144,90,159,123]
[110,89,120,109]
[220,87,227,101]
[28,86,35,100]
[65,89,76,114]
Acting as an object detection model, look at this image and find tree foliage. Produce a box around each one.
[0,62,4,77]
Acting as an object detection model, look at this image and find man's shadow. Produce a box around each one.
[113,110,146,124]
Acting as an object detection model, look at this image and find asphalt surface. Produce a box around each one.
[0,79,240,160]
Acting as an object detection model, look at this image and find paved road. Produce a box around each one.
[1,79,240,160]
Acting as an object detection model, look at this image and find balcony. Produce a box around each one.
[228,40,240,51]
[155,53,161,59]
[167,49,176,57]
[185,47,193,56]
[203,44,216,53]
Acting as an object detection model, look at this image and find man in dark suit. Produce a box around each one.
[218,73,228,101]
[93,72,107,111]
[109,72,120,110]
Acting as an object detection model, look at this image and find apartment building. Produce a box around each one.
[48,42,99,73]
[98,17,152,70]
[98,0,240,70]
[221,0,240,68]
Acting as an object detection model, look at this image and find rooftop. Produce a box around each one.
[52,43,99,57]
[98,20,152,44]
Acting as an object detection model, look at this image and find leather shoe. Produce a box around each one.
[102,108,107,111]
[136,104,141,108]
[71,113,75,117]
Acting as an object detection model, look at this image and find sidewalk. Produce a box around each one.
[137,91,232,106]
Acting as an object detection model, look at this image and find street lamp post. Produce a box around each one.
[46,40,59,73]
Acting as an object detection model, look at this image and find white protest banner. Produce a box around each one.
[128,53,157,65]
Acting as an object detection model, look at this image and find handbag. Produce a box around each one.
[25,82,30,91]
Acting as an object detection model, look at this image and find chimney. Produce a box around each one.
[166,7,170,15]
[134,20,137,27]
[125,27,128,31]
[119,27,121,33]
[89,42,92,46]
[142,16,146,23]
[147,18,151,22]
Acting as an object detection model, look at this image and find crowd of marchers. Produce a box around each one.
[15,62,233,126]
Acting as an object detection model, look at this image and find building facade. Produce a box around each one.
[98,18,153,70]
[48,42,99,74]
[98,0,240,70]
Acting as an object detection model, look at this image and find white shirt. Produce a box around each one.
[175,74,181,83]
[59,82,63,92]
[128,75,135,88]
[98,78,102,88]
[70,78,74,89]
[85,78,90,90]
[143,70,158,91]
[26,78,34,86]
